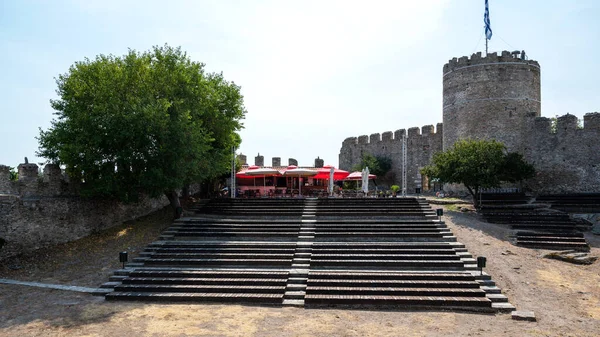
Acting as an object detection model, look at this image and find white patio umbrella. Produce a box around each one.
[362,167,370,194]
[244,167,281,195]
[283,168,317,196]
[328,166,335,196]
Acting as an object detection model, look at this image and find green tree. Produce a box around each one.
[37,45,246,217]
[352,153,392,178]
[421,139,535,208]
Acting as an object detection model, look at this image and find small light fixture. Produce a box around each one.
[477,256,487,276]
[436,208,443,220]
[119,251,128,269]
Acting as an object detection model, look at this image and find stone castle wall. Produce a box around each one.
[0,163,171,259]
[339,124,443,192]
[339,51,598,195]
[339,112,599,194]
[525,113,600,194]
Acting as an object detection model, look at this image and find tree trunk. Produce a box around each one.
[165,190,183,219]
[465,185,479,209]
[182,184,190,198]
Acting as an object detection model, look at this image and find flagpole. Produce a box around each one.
[484,0,492,55]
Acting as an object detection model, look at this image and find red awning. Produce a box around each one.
[312,165,350,180]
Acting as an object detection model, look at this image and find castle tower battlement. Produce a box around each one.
[443,50,541,153]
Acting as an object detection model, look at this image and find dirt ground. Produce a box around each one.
[1,204,599,337]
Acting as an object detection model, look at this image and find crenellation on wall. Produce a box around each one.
[272,157,281,167]
[394,129,406,140]
[370,133,381,143]
[443,50,540,74]
[343,137,358,145]
[254,153,264,166]
[421,125,435,135]
[584,112,600,130]
[556,114,579,134]
[18,163,38,181]
[237,153,247,165]
[381,131,393,142]
[288,158,298,166]
[408,127,421,137]
[534,117,552,133]
[0,165,11,194]
[358,135,369,144]
[436,123,443,135]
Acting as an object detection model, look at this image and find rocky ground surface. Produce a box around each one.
[1,202,599,337]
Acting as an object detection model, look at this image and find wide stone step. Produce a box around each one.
[306,279,480,288]
[149,241,298,249]
[113,284,286,293]
[310,254,461,261]
[516,241,590,250]
[311,242,461,249]
[312,228,446,232]
[310,260,464,268]
[314,232,448,237]
[141,258,293,266]
[145,253,295,259]
[304,294,492,308]
[116,277,288,286]
[106,292,284,303]
[307,271,475,280]
[146,247,297,254]
[166,231,300,236]
[516,236,586,242]
[127,270,289,278]
[306,286,486,297]
[168,226,302,231]
[311,248,457,254]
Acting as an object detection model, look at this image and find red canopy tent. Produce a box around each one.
[312,165,350,180]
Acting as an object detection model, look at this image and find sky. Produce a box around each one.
[1,0,599,168]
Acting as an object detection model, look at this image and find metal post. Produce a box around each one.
[402,132,407,197]
[230,146,236,198]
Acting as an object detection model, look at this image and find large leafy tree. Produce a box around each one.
[421,139,535,208]
[37,45,245,217]
[352,153,392,178]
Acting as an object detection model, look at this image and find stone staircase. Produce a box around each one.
[535,193,600,213]
[479,193,590,251]
[101,197,512,312]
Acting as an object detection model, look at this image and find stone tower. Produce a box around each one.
[442,50,541,153]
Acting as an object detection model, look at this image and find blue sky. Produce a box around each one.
[1,0,599,168]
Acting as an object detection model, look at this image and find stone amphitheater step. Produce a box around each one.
[137,258,293,267]
[516,241,590,250]
[311,253,461,261]
[102,197,510,312]
[310,260,465,269]
[304,294,491,309]
[479,200,590,251]
[106,292,284,303]
[304,271,492,310]
[535,193,600,212]
[113,284,286,294]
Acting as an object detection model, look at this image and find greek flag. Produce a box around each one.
[484,0,493,40]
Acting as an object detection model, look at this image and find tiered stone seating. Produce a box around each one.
[479,192,530,205]
[102,197,511,312]
[191,198,305,217]
[314,198,436,217]
[305,271,491,309]
[535,193,600,213]
[479,194,590,251]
